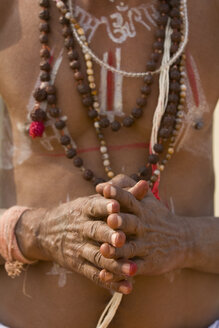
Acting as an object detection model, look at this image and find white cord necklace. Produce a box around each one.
[69,0,188,78]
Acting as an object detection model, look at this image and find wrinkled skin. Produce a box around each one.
[18,175,150,294]
[96,179,190,281]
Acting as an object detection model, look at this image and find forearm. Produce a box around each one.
[183,215,219,274]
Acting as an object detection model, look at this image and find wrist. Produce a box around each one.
[15,207,50,262]
[177,215,197,269]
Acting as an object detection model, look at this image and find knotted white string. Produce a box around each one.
[150,19,172,151]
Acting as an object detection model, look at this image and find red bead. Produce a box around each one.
[29,121,45,138]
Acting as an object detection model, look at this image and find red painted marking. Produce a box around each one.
[107,51,114,111]
[186,52,199,107]
[37,142,150,157]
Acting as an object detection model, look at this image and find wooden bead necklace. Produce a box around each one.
[29,0,187,197]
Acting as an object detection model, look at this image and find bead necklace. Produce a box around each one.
[29,0,187,195]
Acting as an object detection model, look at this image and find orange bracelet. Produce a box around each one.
[0,206,36,278]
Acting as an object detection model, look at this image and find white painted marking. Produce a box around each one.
[46,262,72,288]
[99,52,108,117]
[75,4,157,44]
[114,48,124,117]
[176,54,210,159]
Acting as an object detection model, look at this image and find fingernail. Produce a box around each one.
[107,203,113,213]
[110,186,117,197]
[122,262,137,276]
[104,272,114,282]
[119,284,132,295]
[116,215,122,227]
[111,233,118,247]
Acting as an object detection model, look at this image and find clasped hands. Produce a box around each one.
[39,174,190,295]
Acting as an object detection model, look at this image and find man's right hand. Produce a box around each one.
[15,194,136,294]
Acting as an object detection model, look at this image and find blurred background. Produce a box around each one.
[0,97,219,214]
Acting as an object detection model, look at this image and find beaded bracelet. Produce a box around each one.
[0,206,37,278]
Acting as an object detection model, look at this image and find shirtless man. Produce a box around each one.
[0,0,219,327]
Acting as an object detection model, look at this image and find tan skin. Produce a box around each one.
[0,0,219,327]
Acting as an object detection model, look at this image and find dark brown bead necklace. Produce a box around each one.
[30,0,186,194]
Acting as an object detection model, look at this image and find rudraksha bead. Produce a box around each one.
[39,23,50,33]
[68,50,79,61]
[49,107,60,117]
[40,61,51,71]
[73,157,83,167]
[157,14,168,26]
[132,107,143,118]
[170,18,181,29]
[170,8,180,18]
[39,0,50,7]
[153,41,164,51]
[168,93,179,103]
[40,48,50,58]
[39,34,49,44]
[66,148,77,158]
[62,26,72,37]
[153,143,164,154]
[141,85,151,95]
[69,60,80,69]
[148,154,159,165]
[47,94,56,105]
[170,81,180,93]
[163,115,175,126]
[31,107,46,122]
[33,87,47,101]
[99,118,110,128]
[171,43,179,54]
[139,166,152,180]
[111,121,121,131]
[64,37,74,49]
[77,84,90,94]
[123,116,134,127]
[151,52,160,63]
[60,135,71,146]
[158,3,170,14]
[40,72,50,81]
[55,120,66,130]
[83,169,94,181]
[39,10,50,21]
[159,127,172,138]
[46,85,56,94]
[146,60,156,71]
[170,69,180,80]
[171,31,181,43]
[170,0,180,7]
[136,97,147,107]
[155,29,165,39]
[74,72,84,81]
[88,109,98,119]
[82,96,93,107]
[144,74,153,85]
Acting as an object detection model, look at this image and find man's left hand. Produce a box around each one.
[97,181,191,279]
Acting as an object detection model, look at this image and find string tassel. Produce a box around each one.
[96,292,123,328]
